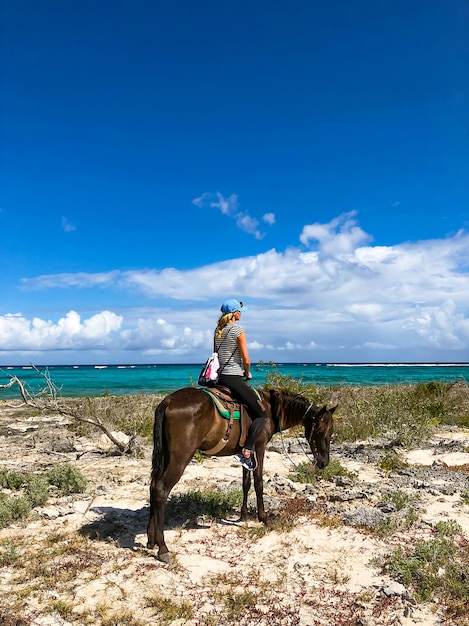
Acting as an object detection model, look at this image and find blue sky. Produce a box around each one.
[1,0,468,365]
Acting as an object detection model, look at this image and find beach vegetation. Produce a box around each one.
[376,516,397,537]
[384,521,469,619]
[268,497,320,532]
[49,599,75,620]
[287,458,357,484]
[98,609,147,626]
[404,506,420,528]
[0,609,30,626]
[69,393,157,442]
[262,372,469,448]
[0,539,22,566]
[264,368,321,402]
[202,568,299,624]
[46,463,87,495]
[0,369,160,454]
[381,489,410,511]
[377,450,409,473]
[166,487,243,522]
[435,519,463,537]
[144,594,194,623]
[0,464,86,529]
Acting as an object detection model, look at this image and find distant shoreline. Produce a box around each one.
[2,362,469,368]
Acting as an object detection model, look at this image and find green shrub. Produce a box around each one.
[0,494,14,529]
[0,463,87,529]
[166,488,243,521]
[382,490,410,511]
[288,459,356,484]
[24,474,51,507]
[435,519,463,537]
[46,464,87,496]
[0,539,22,566]
[287,461,318,484]
[0,469,24,491]
[385,530,468,608]
[0,494,31,529]
[378,450,409,473]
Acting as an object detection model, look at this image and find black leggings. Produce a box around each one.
[218,374,268,451]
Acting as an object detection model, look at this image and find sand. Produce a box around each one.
[0,403,468,625]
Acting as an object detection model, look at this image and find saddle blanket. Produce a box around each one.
[202,388,240,419]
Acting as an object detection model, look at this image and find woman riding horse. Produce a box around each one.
[214,299,268,471]
[147,385,336,563]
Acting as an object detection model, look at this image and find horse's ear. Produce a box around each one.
[329,405,338,415]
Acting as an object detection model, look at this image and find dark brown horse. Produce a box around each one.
[147,387,336,562]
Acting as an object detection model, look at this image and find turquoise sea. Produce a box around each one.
[1,363,468,400]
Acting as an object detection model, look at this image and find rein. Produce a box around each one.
[277,403,318,473]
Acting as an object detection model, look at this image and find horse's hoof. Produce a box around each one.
[157,551,172,564]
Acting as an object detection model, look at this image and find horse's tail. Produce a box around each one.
[151,396,170,479]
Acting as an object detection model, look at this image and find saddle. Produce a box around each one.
[201,385,255,455]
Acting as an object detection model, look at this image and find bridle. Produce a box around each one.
[303,403,320,467]
[277,401,320,471]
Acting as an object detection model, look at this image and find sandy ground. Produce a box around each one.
[0,402,468,625]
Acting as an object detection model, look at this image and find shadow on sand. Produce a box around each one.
[78,503,244,550]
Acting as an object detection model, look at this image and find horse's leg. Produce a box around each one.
[147,454,193,563]
[147,478,158,549]
[252,446,268,524]
[240,446,267,523]
[147,472,172,562]
[240,467,252,521]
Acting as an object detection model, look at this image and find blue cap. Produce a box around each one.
[220,299,248,314]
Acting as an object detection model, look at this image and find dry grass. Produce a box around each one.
[308,381,469,447]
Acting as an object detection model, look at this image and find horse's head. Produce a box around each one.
[303,404,336,469]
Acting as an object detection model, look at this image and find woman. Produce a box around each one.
[214,299,267,471]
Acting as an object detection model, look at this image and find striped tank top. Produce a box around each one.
[214,323,244,376]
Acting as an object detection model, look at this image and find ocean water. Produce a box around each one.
[1,363,468,400]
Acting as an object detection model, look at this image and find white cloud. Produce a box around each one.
[263,213,276,225]
[21,271,120,290]
[0,311,123,350]
[300,211,372,255]
[3,212,469,362]
[61,216,76,232]
[193,192,265,239]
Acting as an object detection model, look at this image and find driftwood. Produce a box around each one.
[0,367,137,454]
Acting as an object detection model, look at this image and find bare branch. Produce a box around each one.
[1,369,136,454]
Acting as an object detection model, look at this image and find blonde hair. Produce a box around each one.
[215,313,235,338]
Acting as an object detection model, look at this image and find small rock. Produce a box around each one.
[381,581,407,597]
[36,507,60,520]
[329,490,368,502]
[413,480,431,489]
[380,581,415,603]
[376,501,397,513]
[343,507,385,529]
[439,485,456,496]
[334,476,355,488]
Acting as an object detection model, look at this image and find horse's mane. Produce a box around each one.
[269,389,311,430]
